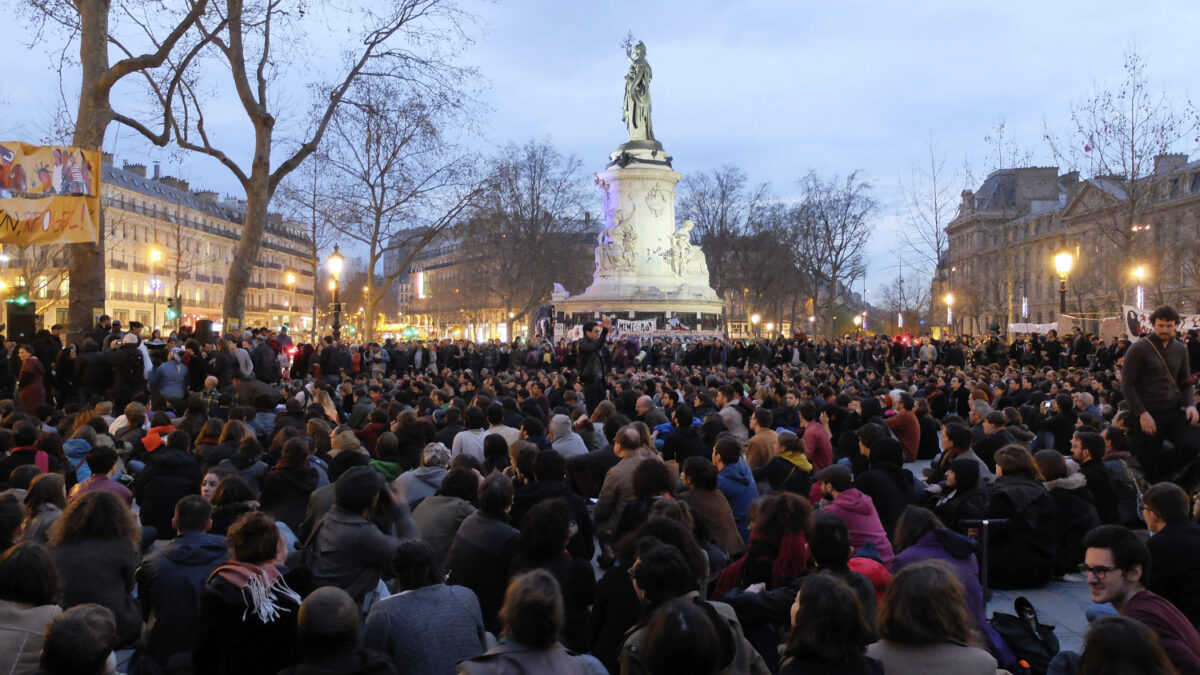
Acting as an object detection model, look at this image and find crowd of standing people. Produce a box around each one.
[1,306,1199,674]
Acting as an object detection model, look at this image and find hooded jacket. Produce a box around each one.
[395,466,447,508]
[261,464,319,533]
[549,415,589,459]
[134,445,203,539]
[64,437,93,482]
[822,488,895,569]
[894,529,1014,664]
[986,473,1059,589]
[716,461,759,543]
[134,531,229,669]
[1043,471,1100,577]
[856,439,916,537]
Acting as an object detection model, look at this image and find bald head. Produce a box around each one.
[636,395,654,416]
[614,426,641,457]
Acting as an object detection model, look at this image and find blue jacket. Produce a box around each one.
[63,438,92,482]
[717,461,759,543]
[134,531,228,668]
[149,360,189,400]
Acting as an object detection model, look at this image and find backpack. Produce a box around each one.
[989,596,1059,675]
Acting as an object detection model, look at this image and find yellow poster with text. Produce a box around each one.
[0,142,101,244]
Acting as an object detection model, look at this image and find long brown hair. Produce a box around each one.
[784,573,873,665]
[879,560,976,647]
[49,491,139,546]
[24,473,66,520]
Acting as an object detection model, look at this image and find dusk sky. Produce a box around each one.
[3,1,1197,300]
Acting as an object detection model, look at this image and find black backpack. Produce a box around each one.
[989,596,1059,675]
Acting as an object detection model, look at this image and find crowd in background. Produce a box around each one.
[0,307,1199,674]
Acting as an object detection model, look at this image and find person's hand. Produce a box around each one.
[745,582,766,594]
[1140,411,1158,435]
[1188,406,1200,425]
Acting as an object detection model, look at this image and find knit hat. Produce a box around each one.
[813,464,852,492]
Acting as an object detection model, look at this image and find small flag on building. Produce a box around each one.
[1084,134,1094,152]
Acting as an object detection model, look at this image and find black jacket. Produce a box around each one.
[134,447,203,538]
[510,480,595,561]
[662,425,706,463]
[444,512,520,634]
[133,531,228,669]
[1147,520,1200,630]
[260,465,318,533]
[1080,458,1120,525]
[985,474,1059,589]
[194,568,300,674]
[105,343,146,394]
[1044,474,1101,577]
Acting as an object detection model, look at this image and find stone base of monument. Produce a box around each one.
[553,140,725,334]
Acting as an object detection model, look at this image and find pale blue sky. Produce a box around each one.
[3,1,1197,297]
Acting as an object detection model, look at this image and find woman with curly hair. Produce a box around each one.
[47,490,142,647]
[713,491,813,597]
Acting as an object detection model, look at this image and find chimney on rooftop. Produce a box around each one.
[123,162,146,178]
[153,161,161,180]
[1154,153,1188,177]
[196,190,219,203]
[101,152,114,166]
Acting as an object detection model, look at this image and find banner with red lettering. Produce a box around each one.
[0,142,101,244]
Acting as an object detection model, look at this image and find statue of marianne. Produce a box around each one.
[622,41,654,142]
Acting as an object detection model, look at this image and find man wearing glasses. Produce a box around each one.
[1079,525,1200,673]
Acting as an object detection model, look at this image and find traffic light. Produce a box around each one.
[6,290,35,341]
[165,297,178,321]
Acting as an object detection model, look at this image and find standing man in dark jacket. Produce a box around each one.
[74,339,109,403]
[576,316,610,414]
[105,334,147,411]
[133,495,228,673]
[318,336,342,386]
[250,335,280,385]
[1121,305,1199,484]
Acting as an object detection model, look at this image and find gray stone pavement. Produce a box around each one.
[988,580,1091,654]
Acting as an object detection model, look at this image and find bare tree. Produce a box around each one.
[879,272,931,335]
[320,78,482,343]
[677,166,771,298]
[795,171,877,335]
[166,0,474,328]
[277,156,339,341]
[1044,50,1200,305]
[21,0,210,338]
[461,139,591,337]
[898,133,957,274]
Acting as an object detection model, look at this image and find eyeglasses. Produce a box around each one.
[1078,564,1120,579]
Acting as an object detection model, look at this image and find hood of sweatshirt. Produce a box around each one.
[831,488,877,516]
[719,461,754,488]
[412,465,447,488]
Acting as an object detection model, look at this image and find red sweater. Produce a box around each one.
[885,410,920,462]
[1122,590,1200,674]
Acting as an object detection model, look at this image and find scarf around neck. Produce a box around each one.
[210,560,300,623]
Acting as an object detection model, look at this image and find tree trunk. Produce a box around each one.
[67,1,114,342]
[223,166,270,330]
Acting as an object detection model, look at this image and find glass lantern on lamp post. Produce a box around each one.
[327,246,344,341]
[1054,250,1073,316]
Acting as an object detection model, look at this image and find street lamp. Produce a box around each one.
[852,314,862,337]
[1132,265,1147,310]
[150,248,163,329]
[944,293,954,332]
[765,321,774,337]
[1054,250,1073,315]
[327,245,344,341]
[285,270,297,328]
[750,313,761,338]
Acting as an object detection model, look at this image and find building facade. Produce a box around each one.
[4,154,316,333]
[938,154,1200,335]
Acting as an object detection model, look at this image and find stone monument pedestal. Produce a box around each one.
[553,142,724,331]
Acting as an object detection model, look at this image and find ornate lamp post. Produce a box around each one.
[327,246,344,341]
[1054,250,1073,315]
[750,313,761,339]
[944,293,954,334]
[285,271,297,328]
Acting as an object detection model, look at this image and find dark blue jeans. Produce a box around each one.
[1131,406,1199,484]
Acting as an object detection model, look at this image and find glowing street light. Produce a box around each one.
[1133,265,1147,310]
[944,293,954,329]
[1054,250,1073,315]
[327,245,344,340]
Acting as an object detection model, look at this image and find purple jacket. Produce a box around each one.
[895,529,1014,664]
[823,488,894,569]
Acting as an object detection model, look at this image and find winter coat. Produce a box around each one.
[445,512,520,634]
[509,480,595,561]
[662,425,707,463]
[134,446,203,539]
[511,553,596,654]
[1044,473,1101,577]
[717,461,760,543]
[134,531,229,670]
[16,355,45,413]
[413,495,477,569]
[364,583,487,675]
[395,466,447,508]
[105,344,147,398]
[277,647,396,675]
[63,438,93,483]
[0,599,61,675]
[260,464,318,533]
[822,488,895,569]
[20,503,62,544]
[298,506,402,604]
[217,456,269,494]
[681,487,747,559]
[457,641,591,675]
[149,359,189,401]
[986,473,1059,589]
[49,537,142,646]
[893,529,1014,664]
[74,343,109,401]
[194,563,301,675]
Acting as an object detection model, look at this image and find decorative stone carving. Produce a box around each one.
[645,184,668,216]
